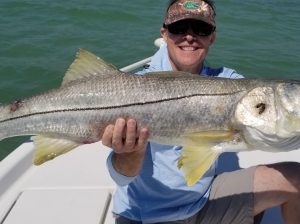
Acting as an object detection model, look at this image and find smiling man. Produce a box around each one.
[102,0,300,223]
[140,0,242,78]
[161,0,216,73]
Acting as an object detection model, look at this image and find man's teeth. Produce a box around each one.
[181,46,196,51]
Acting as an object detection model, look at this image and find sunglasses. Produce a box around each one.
[165,20,216,37]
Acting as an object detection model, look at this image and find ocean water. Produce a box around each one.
[0,0,299,160]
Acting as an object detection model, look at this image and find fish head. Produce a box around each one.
[233,82,300,150]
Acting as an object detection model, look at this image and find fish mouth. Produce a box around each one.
[264,135,300,150]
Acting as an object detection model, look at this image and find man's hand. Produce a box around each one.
[102,118,149,177]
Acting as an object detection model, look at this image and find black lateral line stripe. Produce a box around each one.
[0,91,241,123]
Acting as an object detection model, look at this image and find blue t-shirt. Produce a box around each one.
[107,43,243,223]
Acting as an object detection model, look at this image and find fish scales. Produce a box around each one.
[0,74,251,143]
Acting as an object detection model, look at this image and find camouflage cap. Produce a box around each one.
[164,0,216,27]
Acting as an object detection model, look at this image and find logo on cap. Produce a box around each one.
[182,2,200,10]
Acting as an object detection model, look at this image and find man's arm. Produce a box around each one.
[102,118,149,178]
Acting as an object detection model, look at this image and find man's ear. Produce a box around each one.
[160,27,168,42]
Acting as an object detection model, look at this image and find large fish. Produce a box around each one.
[1,49,300,186]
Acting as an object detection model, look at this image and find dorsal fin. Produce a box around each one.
[62,49,118,86]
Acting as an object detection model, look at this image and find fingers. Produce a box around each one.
[102,124,114,147]
[137,127,149,150]
[112,118,126,152]
[124,119,137,150]
[101,118,149,154]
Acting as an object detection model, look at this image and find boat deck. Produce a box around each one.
[0,141,115,224]
[1,140,300,223]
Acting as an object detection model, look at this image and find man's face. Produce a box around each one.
[161,19,216,73]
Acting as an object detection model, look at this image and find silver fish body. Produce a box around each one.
[0,73,248,143]
[0,74,236,142]
[2,74,299,149]
[1,49,300,186]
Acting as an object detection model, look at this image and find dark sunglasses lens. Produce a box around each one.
[167,20,215,36]
[167,20,189,34]
[191,21,215,36]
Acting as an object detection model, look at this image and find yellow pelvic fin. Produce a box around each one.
[178,131,234,187]
[62,49,119,86]
[32,135,81,165]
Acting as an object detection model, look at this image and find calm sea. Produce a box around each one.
[0,0,299,160]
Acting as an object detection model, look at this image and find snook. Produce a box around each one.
[1,49,300,186]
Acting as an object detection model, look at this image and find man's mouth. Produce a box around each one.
[179,46,199,51]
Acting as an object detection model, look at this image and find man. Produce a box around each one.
[102,0,300,223]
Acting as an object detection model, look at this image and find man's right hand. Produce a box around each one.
[102,118,149,177]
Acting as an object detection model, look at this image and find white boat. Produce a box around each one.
[0,38,299,224]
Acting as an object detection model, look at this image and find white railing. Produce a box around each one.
[120,38,164,72]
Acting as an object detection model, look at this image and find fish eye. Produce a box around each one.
[256,103,266,115]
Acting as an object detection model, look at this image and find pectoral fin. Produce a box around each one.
[178,131,234,187]
[33,135,81,165]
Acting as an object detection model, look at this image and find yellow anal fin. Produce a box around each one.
[32,135,81,165]
[178,131,234,187]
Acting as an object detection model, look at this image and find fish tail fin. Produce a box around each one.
[178,131,234,187]
[0,103,12,140]
[0,103,7,122]
[32,135,81,165]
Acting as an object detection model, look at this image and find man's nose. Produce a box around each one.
[184,28,197,41]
